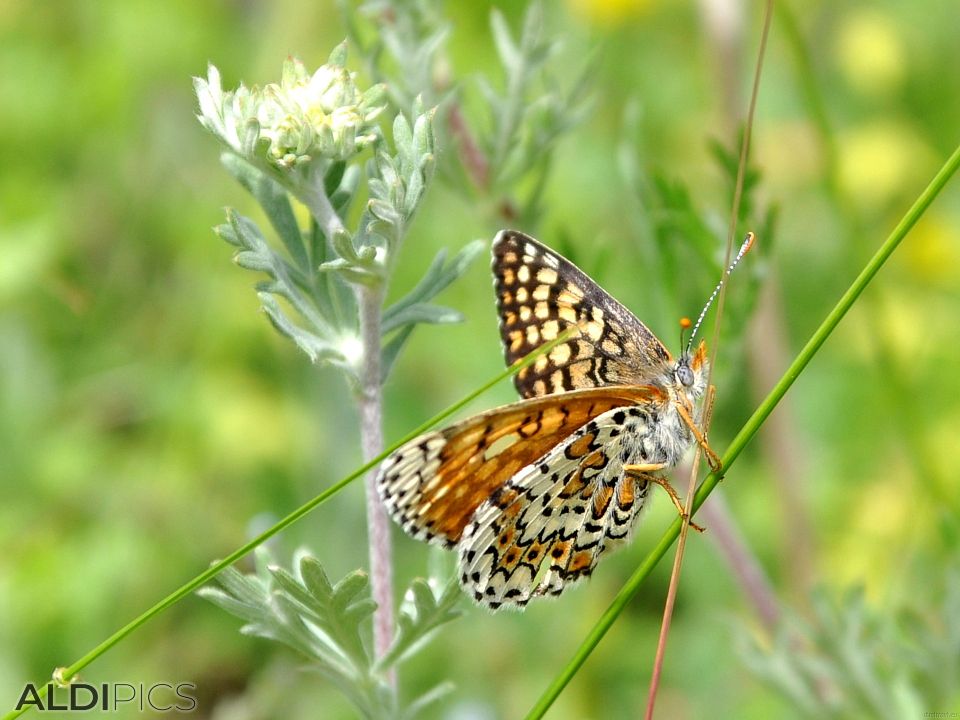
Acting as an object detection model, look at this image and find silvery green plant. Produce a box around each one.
[194,47,480,376]
[739,569,960,719]
[343,0,453,115]
[200,549,461,719]
[466,3,593,225]
[194,44,481,709]
[346,0,592,229]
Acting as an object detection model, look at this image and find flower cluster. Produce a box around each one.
[196,45,386,169]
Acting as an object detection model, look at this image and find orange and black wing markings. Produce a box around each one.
[458,399,665,609]
[376,386,662,550]
[492,229,672,399]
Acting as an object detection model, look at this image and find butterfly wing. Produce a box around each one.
[376,386,662,549]
[458,401,665,609]
[493,229,672,398]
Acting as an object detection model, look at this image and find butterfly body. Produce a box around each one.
[376,230,713,609]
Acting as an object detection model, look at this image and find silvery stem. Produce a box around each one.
[356,283,396,686]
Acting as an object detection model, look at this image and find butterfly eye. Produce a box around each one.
[676,364,694,388]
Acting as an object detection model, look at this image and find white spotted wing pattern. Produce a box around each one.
[376,230,710,609]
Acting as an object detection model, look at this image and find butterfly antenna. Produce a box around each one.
[679,316,692,352]
[685,232,755,355]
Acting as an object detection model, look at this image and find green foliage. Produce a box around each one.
[201,550,461,719]
[344,0,592,229]
[381,240,484,380]
[343,0,452,114]
[741,569,960,719]
[473,3,594,225]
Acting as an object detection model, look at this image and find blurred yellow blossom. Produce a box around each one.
[566,0,655,26]
[830,469,920,591]
[835,8,906,96]
[837,121,933,206]
[901,214,960,284]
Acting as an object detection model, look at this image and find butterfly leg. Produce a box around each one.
[673,400,722,473]
[622,467,705,533]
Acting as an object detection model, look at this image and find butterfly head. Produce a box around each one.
[674,339,708,403]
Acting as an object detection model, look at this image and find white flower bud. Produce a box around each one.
[196,49,386,169]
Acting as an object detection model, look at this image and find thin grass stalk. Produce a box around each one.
[3,330,578,720]
[645,2,773,717]
[524,140,960,720]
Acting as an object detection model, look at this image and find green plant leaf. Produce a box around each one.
[490,9,520,72]
[383,241,484,324]
[221,153,308,271]
[381,302,462,334]
[378,580,462,670]
[380,324,416,384]
[401,682,456,720]
[324,160,347,198]
[258,293,346,367]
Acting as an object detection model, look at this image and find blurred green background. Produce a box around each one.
[2,0,959,718]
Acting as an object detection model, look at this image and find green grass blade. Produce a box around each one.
[524,142,960,720]
[3,329,576,720]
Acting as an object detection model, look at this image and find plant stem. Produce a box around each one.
[297,177,347,240]
[448,103,490,190]
[355,283,396,684]
[524,140,960,720]
[300,171,397,679]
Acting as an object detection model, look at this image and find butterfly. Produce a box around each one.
[376,229,748,609]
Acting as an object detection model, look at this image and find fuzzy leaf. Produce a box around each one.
[197,586,267,627]
[258,293,345,367]
[377,580,461,670]
[381,303,462,335]
[380,324,415,384]
[213,564,269,608]
[400,682,456,720]
[214,222,240,247]
[285,558,376,669]
[490,9,519,72]
[324,160,347,198]
[328,40,348,66]
[383,241,483,325]
[200,551,401,717]
[413,106,435,161]
[393,114,414,171]
[404,167,425,217]
[221,154,308,271]
[331,228,362,263]
[225,209,269,252]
